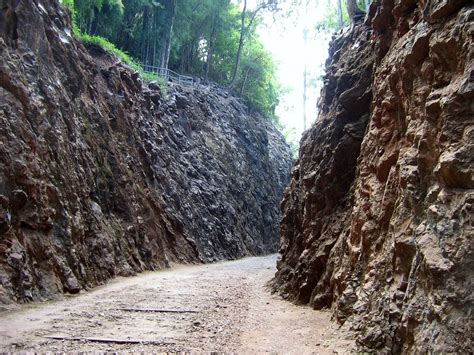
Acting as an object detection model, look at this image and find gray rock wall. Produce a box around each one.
[0,0,292,304]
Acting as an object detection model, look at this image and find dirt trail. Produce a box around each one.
[0,255,354,353]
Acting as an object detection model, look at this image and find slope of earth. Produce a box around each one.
[0,255,354,353]
[273,0,473,353]
[0,0,292,305]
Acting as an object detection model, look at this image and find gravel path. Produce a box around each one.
[0,255,354,353]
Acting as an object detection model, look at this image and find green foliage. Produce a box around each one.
[238,34,280,117]
[60,0,281,118]
[79,32,167,93]
[315,2,350,32]
[357,0,369,11]
[282,126,299,159]
[81,33,140,69]
[142,73,168,95]
[60,0,166,94]
[72,0,124,36]
[60,0,75,10]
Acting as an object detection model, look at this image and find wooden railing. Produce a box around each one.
[142,65,194,86]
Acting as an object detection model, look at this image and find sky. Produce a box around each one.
[256,1,334,141]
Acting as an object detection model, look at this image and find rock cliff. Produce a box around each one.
[273,0,473,352]
[0,0,292,304]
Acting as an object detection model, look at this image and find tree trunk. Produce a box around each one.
[162,0,177,70]
[141,6,150,64]
[228,0,267,89]
[204,11,218,84]
[346,0,361,23]
[179,42,194,73]
[160,43,166,69]
[336,0,343,29]
[152,12,158,66]
[228,0,247,89]
[87,12,93,34]
[240,67,251,97]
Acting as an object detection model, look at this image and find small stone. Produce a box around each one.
[9,252,23,261]
[175,93,188,109]
[148,81,162,91]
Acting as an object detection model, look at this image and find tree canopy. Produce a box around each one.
[64,0,282,119]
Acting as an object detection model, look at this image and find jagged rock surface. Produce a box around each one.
[273,0,473,352]
[0,0,292,304]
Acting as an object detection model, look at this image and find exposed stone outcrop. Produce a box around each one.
[0,0,292,304]
[273,0,473,352]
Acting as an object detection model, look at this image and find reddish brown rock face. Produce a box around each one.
[274,0,473,352]
[0,1,292,304]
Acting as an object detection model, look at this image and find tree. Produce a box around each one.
[237,35,280,117]
[66,0,282,117]
[336,0,343,29]
[346,0,364,23]
[315,1,349,32]
[160,0,176,70]
[303,26,310,130]
[228,0,279,89]
[203,1,230,83]
[74,0,124,35]
[170,0,229,75]
[203,11,218,83]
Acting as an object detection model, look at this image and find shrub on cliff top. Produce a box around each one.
[59,0,166,92]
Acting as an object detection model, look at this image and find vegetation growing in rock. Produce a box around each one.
[60,0,166,90]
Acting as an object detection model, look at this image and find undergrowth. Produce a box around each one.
[59,0,167,94]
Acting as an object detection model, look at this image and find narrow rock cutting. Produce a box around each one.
[0,0,293,304]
